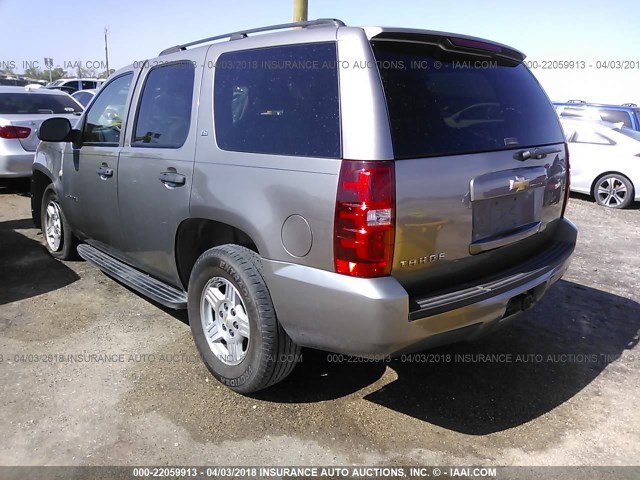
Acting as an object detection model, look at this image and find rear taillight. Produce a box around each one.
[561,142,571,217]
[0,125,31,139]
[334,160,395,278]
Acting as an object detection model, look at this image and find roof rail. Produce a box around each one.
[159,18,346,56]
[622,102,637,107]
[567,99,586,104]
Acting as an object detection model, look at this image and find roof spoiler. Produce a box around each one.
[369,30,525,63]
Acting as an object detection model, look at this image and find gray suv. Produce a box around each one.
[32,19,577,393]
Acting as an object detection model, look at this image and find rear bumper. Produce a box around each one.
[263,218,577,356]
[0,153,33,177]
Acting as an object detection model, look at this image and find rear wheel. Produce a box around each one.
[188,245,300,393]
[594,173,634,209]
[41,185,78,259]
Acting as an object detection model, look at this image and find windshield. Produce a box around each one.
[0,93,83,114]
[370,40,564,158]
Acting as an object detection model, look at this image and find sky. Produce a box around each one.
[1,0,639,104]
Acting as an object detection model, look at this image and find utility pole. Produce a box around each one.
[293,0,308,22]
[104,26,110,78]
[44,58,53,83]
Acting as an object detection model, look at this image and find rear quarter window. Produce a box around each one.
[213,43,340,158]
[370,41,564,158]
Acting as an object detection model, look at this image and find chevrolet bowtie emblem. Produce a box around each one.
[510,176,530,192]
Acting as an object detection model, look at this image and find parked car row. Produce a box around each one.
[45,78,103,95]
[3,81,639,211]
[0,76,47,88]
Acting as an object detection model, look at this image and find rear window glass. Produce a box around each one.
[370,41,564,158]
[214,43,340,158]
[599,109,632,128]
[0,92,83,114]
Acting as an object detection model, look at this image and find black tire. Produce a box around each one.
[40,185,78,259]
[593,173,634,209]
[188,245,300,393]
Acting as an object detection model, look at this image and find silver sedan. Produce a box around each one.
[0,86,83,178]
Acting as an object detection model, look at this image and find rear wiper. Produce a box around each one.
[513,146,562,161]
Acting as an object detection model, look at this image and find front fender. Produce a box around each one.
[33,141,66,183]
[31,141,67,227]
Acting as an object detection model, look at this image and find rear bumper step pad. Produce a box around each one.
[409,240,574,321]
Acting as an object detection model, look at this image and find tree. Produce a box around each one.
[66,65,96,79]
[23,66,45,80]
[49,68,66,82]
[97,69,115,79]
[20,66,65,82]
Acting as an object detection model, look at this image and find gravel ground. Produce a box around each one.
[0,182,638,469]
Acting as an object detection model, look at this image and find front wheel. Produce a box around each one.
[188,245,300,393]
[40,185,78,259]
[594,173,634,209]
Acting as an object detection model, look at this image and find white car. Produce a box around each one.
[561,118,640,208]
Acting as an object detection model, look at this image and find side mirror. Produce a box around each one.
[38,117,79,142]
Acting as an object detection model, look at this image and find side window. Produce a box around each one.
[82,80,96,90]
[214,43,340,158]
[83,73,133,145]
[63,80,79,92]
[573,128,615,145]
[133,62,195,148]
[599,109,632,128]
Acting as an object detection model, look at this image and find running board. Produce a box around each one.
[77,244,187,309]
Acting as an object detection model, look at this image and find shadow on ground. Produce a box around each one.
[0,216,80,305]
[255,347,388,402]
[256,280,639,434]
[0,178,31,196]
[362,280,640,434]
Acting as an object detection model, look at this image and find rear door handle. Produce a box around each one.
[96,165,114,179]
[159,171,186,188]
